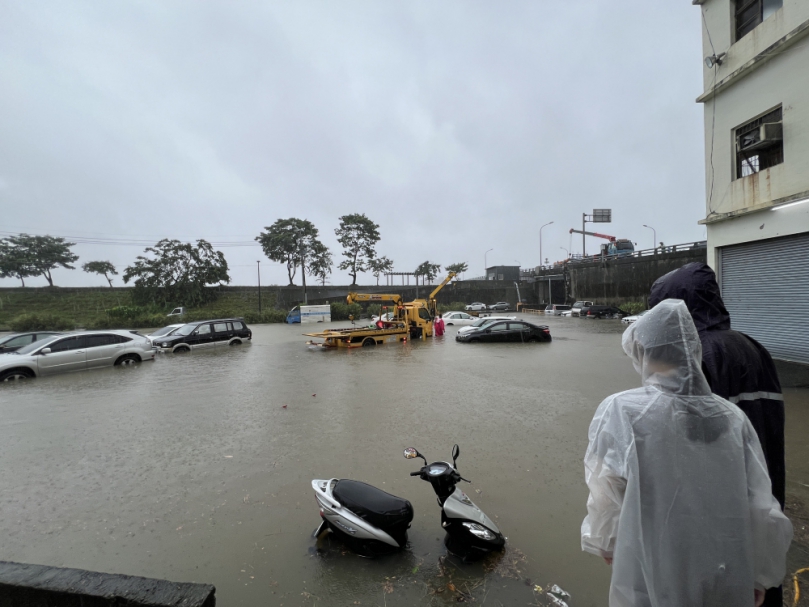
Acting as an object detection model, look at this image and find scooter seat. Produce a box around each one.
[333,479,414,530]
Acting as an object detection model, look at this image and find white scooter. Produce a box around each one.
[311,444,505,560]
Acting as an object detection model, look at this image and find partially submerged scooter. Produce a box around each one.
[311,444,505,560]
[405,444,505,560]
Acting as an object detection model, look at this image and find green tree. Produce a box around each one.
[308,241,333,286]
[256,218,310,285]
[445,262,468,278]
[123,239,230,307]
[1,234,78,286]
[82,261,118,287]
[0,237,37,287]
[368,256,393,286]
[414,261,441,284]
[335,213,380,285]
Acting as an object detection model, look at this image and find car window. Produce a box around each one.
[232,321,244,330]
[49,336,86,352]
[418,308,431,321]
[213,323,228,333]
[173,324,197,336]
[198,324,212,335]
[488,322,509,332]
[85,334,115,348]
[508,322,526,330]
[4,334,36,348]
[460,313,471,319]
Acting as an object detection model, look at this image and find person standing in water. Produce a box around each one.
[434,314,445,337]
[581,300,792,606]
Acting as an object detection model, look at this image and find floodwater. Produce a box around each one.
[1,316,807,606]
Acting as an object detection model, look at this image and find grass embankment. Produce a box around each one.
[0,289,288,331]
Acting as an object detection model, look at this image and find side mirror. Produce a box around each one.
[40,348,51,355]
[403,447,419,459]
[451,444,459,467]
[484,329,491,334]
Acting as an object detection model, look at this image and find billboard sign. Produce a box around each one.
[593,209,612,223]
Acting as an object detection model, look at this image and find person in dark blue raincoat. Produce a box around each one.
[649,262,785,607]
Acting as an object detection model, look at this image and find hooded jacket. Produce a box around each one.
[648,262,785,510]
[581,300,792,606]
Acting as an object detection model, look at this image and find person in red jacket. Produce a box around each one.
[434,314,445,337]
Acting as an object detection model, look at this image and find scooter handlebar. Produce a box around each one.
[410,471,422,476]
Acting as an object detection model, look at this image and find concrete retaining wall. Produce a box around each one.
[0,561,215,607]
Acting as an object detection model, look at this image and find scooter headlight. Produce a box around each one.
[462,522,496,541]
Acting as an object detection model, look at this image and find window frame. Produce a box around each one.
[733,105,783,180]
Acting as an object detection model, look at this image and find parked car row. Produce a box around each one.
[0,317,252,383]
[464,302,511,311]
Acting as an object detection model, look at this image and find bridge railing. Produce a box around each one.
[529,241,707,271]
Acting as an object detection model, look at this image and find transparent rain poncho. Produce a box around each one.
[581,299,792,606]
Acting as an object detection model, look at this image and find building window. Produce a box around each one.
[735,0,783,41]
[735,106,783,179]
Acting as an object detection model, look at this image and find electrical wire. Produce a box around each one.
[702,6,720,216]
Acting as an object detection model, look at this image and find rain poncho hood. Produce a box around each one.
[649,262,730,332]
[582,300,792,606]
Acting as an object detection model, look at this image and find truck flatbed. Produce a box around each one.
[304,322,408,349]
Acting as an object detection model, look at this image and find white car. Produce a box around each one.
[146,324,185,346]
[371,313,395,323]
[465,302,487,311]
[457,316,516,335]
[441,311,478,326]
[622,309,650,324]
[0,330,155,382]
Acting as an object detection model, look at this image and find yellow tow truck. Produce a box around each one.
[304,272,456,349]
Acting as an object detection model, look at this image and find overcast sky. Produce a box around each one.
[0,2,707,288]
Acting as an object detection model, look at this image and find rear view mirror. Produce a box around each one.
[40,348,51,355]
[403,447,419,459]
[451,444,460,462]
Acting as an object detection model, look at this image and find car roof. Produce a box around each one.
[187,318,246,325]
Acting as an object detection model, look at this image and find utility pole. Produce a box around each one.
[540,221,553,269]
[643,224,657,253]
[257,260,262,313]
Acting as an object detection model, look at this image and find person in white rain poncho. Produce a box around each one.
[581,299,792,607]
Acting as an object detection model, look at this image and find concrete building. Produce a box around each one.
[485,265,520,281]
[695,0,809,364]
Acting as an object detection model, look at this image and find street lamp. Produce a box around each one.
[256,260,262,313]
[539,222,553,269]
[642,225,656,252]
[484,248,493,279]
[560,246,569,259]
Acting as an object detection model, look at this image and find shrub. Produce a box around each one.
[330,302,363,321]
[10,313,74,332]
[621,301,647,315]
[242,309,287,324]
[366,303,382,318]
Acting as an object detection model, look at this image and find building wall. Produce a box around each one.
[698,0,809,267]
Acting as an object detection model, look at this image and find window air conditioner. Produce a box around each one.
[736,122,783,152]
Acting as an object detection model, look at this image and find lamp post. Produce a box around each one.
[560,246,569,259]
[642,224,656,252]
[257,260,262,313]
[484,248,493,280]
[539,221,553,269]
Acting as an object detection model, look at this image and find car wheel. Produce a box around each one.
[362,338,376,347]
[0,368,35,382]
[229,339,242,346]
[115,354,141,367]
[527,336,539,343]
[174,346,191,353]
[469,338,480,343]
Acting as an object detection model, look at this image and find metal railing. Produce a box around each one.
[529,241,707,271]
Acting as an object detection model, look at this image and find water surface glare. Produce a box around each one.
[1,316,805,606]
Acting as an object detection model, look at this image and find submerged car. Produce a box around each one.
[465,302,487,311]
[456,320,551,343]
[456,316,516,335]
[544,305,571,316]
[488,302,510,311]
[155,318,252,353]
[0,331,63,354]
[622,309,650,324]
[441,311,477,326]
[146,324,185,347]
[586,306,629,319]
[0,331,154,382]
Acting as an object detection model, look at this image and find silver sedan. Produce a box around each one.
[0,330,155,382]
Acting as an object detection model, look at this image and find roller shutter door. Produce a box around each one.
[719,233,809,364]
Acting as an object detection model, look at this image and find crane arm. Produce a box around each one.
[429,272,457,301]
[346,293,403,305]
[568,228,616,242]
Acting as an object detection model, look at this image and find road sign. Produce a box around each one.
[593,209,612,223]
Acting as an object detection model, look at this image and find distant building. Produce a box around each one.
[486,265,520,281]
[695,0,809,364]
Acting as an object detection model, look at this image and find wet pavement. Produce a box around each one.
[1,315,807,606]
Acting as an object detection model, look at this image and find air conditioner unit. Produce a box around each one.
[736,122,783,153]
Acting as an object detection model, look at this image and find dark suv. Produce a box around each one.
[155,318,252,353]
[586,305,628,320]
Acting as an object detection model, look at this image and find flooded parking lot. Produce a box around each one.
[1,315,807,606]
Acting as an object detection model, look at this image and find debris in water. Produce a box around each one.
[533,584,544,593]
[224,455,233,458]
[312,394,316,397]
[547,584,571,607]
[282,405,288,409]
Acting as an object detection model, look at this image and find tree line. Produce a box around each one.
[0,215,469,306]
